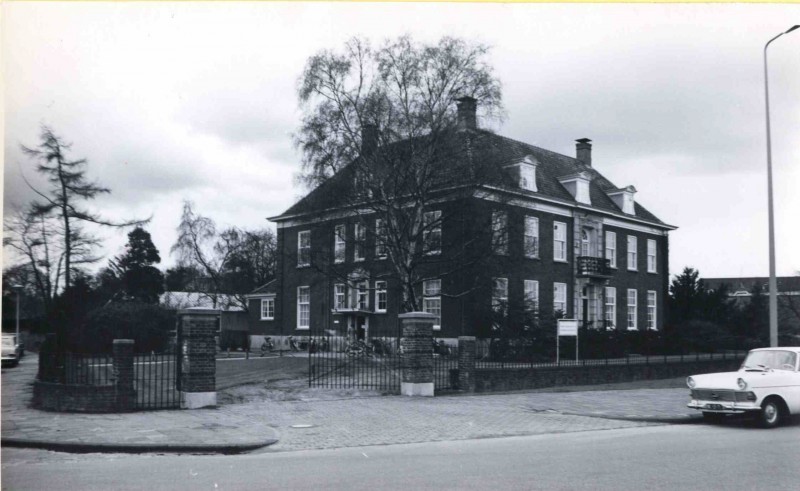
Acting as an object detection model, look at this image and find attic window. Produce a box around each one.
[505,155,539,192]
[557,171,592,205]
[608,186,637,215]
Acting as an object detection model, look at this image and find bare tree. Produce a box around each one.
[295,35,506,312]
[20,126,147,290]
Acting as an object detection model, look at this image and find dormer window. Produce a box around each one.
[505,155,539,192]
[557,171,592,205]
[608,186,637,215]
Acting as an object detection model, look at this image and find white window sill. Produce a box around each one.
[647,270,658,274]
[433,326,441,331]
[375,310,387,314]
[261,317,274,321]
[554,258,568,263]
[297,264,310,269]
[627,327,638,331]
[354,258,365,263]
[627,268,638,272]
[296,326,310,330]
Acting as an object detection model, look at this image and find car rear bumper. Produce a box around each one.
[688,400,761,414]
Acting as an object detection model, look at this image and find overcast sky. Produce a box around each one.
[3,2,799,281]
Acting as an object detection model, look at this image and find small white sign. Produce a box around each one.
[557,319,578,336]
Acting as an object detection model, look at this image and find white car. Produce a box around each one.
[1,334,22,367]
[687,347,800,428]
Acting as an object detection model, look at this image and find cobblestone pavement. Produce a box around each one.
[2,354,698,455]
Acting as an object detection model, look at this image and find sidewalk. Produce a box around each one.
[2,354,699,455]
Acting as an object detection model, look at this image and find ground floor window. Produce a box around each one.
[554,283,567,316]
[627,289,637,330]
[647,290,657,330]
[260,297,275,320]
[604,287,616,329]
[375,281,387,313]
[334,284,346,310]
[297,286,310,329]
[423,279,441,330]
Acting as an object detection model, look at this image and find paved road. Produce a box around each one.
[3,423,798,490]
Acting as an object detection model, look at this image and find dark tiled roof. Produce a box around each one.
[704,277,800,294]
[277,130,667,226]
[249,280,277,295]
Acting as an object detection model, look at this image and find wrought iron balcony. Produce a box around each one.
[577,256,612,279]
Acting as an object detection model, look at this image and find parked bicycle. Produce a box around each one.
[260,336,275,356]
[345,340,372,358]
[288,335,301,352]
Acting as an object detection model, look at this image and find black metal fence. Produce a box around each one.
[308,335,402,393]
[134,352,181,410]
[433,339,459,392]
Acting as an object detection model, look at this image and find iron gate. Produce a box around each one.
[308,324,402,393]
[433,339,459,393]
[132,318,184,410]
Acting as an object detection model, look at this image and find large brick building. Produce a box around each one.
[247,98,675,347]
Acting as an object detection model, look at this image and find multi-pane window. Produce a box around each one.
[334,284,346,310]
[553,222,567,262]
[524,280,539,320]
[334,225,345,264]
[647,291,657,330]
[520,165,536,191]
[297,230,311,267]
[423,211,442,255]
[604,287,616,330]
[492,211,508,255]
[297,286,310,329]
[524,216,539,258]
[260,298,275,320]
[492,278,509,312]
[627,289,637,330]
[356,281,369,310]
[554,282,567,315]
[423,279,441,330]
[605,231,617,268]
[581,230,590,257]
[375,281,387,313]
[354,223,366,261]
[375,219,387,259]
[647,239,657,273]
[627,235,638,271]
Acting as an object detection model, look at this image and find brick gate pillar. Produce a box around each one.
[399,312,435,397]
[458,336,476,392]
[178,309,218,409]
[112,339,136,411]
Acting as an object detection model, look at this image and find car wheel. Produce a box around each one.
[702,412,725,423]
[759,399,784,428]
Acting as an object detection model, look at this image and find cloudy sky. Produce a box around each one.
[3,2,799,280]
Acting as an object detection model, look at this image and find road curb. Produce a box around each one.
[560,411,703,424]
[1,436,279,455]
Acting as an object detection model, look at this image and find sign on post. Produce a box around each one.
[556,319,579,364]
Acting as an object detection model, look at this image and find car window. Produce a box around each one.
[742,350,797,371]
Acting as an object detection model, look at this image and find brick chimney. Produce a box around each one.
[361,123,379,156]
[456,96,477,131]
[576,138,592,167]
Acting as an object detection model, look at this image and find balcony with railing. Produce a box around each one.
[577,256,612,279]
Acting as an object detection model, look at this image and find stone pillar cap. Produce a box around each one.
[178,308,221,316]
[112,339,135,345]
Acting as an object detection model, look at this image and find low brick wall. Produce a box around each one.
[472,359,743,393]
[32,382,120,413]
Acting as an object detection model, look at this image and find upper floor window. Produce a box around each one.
[375,219,387,259]
[297,230,311,267]
[520,164,536,191]
[354,223,366,262]
[297,286,310,330]
[647,291,657,330]
[334,283,346,310]
[260,298,275,320]
[554,282,567,315]
[423,279,442,330]
[581,229,590,257]
[524,216,539,258]
[647,239,657,273]
[553,222,567,262]
[627,289,637,330]
[605,231,617,268]
[334,225,345,264]
[491,211,508,255]
[627,235,638,271]
[375,281,387,313]
[423,211,442,255]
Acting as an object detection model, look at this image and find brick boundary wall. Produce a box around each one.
[471,359,744,393]
[400,312,435,396]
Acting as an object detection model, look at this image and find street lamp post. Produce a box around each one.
[763,25,799,347]
[11,284,23,342]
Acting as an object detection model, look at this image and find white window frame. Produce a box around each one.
[524,216,540,259]
[297,286,310,330]
[627,289,637,330]
[492,211,508,255]
[423,279,442,330]
[375,219,387,260]
[375,281,387,313]
[554,282,567,315]
[423,211,442,255]
[297,230,311,267]
[647,239,657,273]
[604,287,616,330]
[520,165,536,191]
[334,283,346,311]
[524,280,539,319]
[354,223,366,262]
[627,235,638,271]
[647,290,657,331]
[553,222,567,262]
[356,280,369,310]
[605,231,617,268]
[260,297,275,320]
[334,224,346,264]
